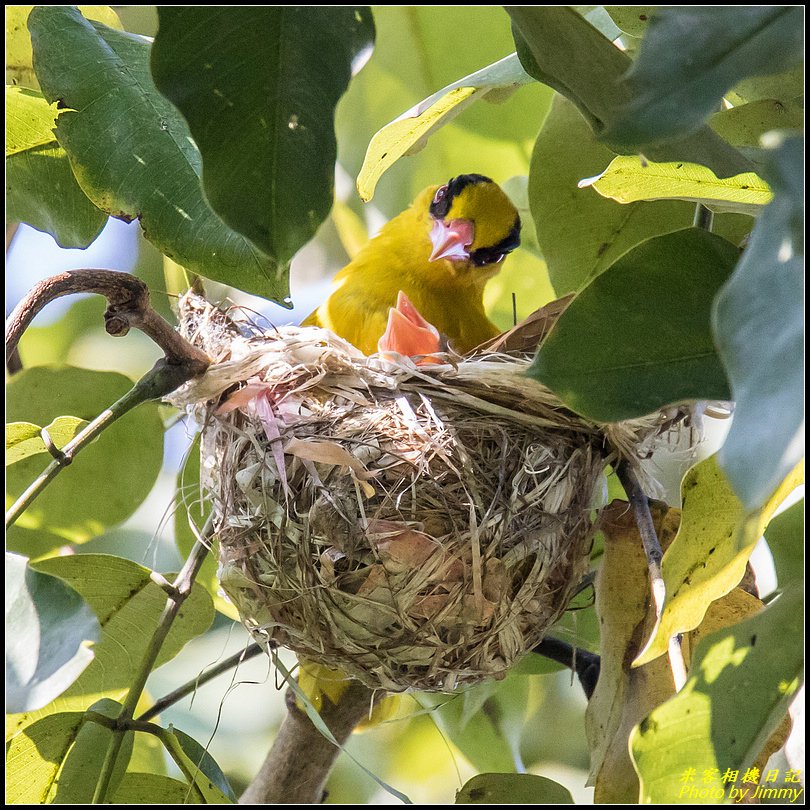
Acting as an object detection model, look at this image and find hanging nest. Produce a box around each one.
[169,293,690,693]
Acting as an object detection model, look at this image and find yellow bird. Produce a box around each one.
[303,174,521,355]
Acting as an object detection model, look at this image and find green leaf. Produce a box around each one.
[160,727,235,803]
[5,5,122,89]
[579,156,771,215]
[151,7,374,273]
[727,64,804,106]
[528,94,750,294]
[604,6,656,38]
[52,698,133,804]
[113,773,203,804]
[529,228,740,422]
[6,416,89,465]
[172,728,237,804]
[456,773,574,804]
[633,455,803,667]
[508,6,752,178]
[357,52,533,201]
[5,85,107,248]
[6,552,99,712]
[764,500,804,590]
[5,711,85,803]
[5,86,57,155]
[6,367,164,552]
[712,133,804,512]
[710,99,804,152]
[7,554,214,733]
[605,7,804,148]
[28,6,288,303]
[631,585,803,804]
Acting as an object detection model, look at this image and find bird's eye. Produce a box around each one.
[433,185,448,204]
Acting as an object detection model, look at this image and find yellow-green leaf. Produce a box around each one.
[357,53,533,201]
[6,416,89,465]
[579,156,772,215]
[633,455,803,666]
[5,5,122,90]
[5,86,58,156]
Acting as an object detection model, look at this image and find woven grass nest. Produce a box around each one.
[170,293,686,693]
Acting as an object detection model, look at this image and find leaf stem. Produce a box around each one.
[532,636,601,699]
[615,460,688,690]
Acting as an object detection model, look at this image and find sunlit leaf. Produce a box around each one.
[172,728,237,804]
[5,711,85,803]
[152,7,374,272]
[764,499,804,590]
[6,416,89,466]
[604,6,656,38]
[634,455,804,667]
[579,157,771,215]
[712,133,804,512]
[727,64,804,106]
[6,553,99,713]
[5,86,57,155]
[5,87,107,248]
[631,585,803,803]
[710,99,804,152]
[456,772,574,804]
[113,773,202,804]
[357,53,533,201]
[605,7,804,147]
[28,6,289,302]
[529,228,740,422]
[5,5,122,89]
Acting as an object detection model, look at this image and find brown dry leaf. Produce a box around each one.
[285,436,376,496]
[588,500,773,803]
[477,294,575,355]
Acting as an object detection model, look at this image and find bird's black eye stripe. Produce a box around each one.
[469,215,522,267]
[429,173,492,220]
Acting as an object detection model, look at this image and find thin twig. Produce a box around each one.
[137,642,266,723]
[532,636,601,699]
[614,460,688,691]
[92,516,215,804]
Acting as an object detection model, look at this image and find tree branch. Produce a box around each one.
[532,636,601,699]
[240,682,375,805]
[5,268,209,370]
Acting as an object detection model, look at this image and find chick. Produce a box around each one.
[304,174,521,354]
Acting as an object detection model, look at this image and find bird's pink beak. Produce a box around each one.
[429,218,474,262]
[378,291,442,358]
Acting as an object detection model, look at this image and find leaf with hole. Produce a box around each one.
[579,157,771,215]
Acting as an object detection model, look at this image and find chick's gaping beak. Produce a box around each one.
[429,218,475,262]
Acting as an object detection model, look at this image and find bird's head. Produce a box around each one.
[427,174,521,276]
